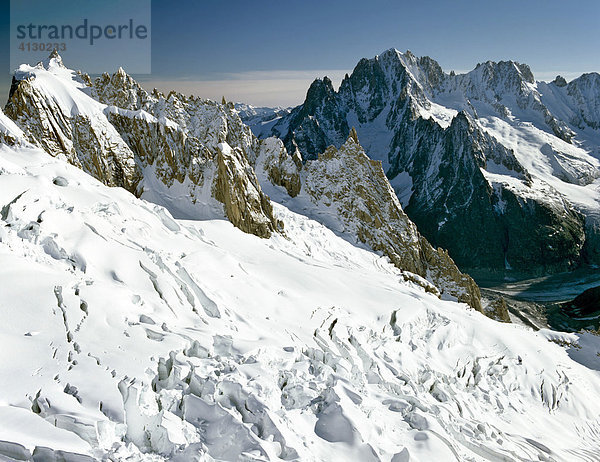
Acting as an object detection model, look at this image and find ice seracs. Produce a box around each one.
[2,51,600,461]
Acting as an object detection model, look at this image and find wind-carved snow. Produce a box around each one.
[2,132,600,460]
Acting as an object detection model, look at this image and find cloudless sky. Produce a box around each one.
[1,0,599,106]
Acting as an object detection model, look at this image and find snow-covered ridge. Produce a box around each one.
[5,53,280,238]
[1,132,600,460]
[3,52,487,313]
[254,133,488,316]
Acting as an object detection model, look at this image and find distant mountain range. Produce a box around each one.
[241,49,600,280]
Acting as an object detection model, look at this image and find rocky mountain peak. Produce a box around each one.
[254,48,597,278]
[303,77,336,113]
[567,72,600,94]
[377,49,445,92]
[553,75,568,87]
[470,59,535,92]
[93,66,150,111]
[41,49,65,69]
[4,55,280,239]
[256,132,486,314]
[348,126,359,144]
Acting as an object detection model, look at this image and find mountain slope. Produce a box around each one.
[5,52,279,238]
[234,103,291,139]
[257,49,600,278]
[4,52,487,314]
[254,132,491,317]
[1,125,600,461]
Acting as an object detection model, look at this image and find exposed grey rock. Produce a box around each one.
[485,296,511,323]
[5,52,278,238]
[257,132,484,313]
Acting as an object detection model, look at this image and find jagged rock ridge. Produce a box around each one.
[5,53,279,238]
[252,48,600,278]
[4,52,487,314]
[255,131,497,316]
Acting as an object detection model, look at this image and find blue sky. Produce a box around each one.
[2,0,600,106]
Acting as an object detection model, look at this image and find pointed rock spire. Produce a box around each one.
[553,75,568,87]
[42,49,65,69]
[348,127,359,144]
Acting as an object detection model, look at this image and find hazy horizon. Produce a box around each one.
[1,0,599,107]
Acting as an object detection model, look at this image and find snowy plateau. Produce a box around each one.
[0,52,599,462]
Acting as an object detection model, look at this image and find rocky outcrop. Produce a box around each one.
[4,52,278,238]
[4,52,499,318]
[560,286,600,319]
[255,137,302,198]
[5,70,139,191]
[214,143,280,237]
[257,131,484,313]
[484,296,511,323]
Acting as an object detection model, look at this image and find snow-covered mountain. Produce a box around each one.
[6,51,279,238]
[3,52,483,315]
[254,49,600,279]
[2,100,600,461]
[2,52,600,461]
[234,104,291,139]
[253,132,486,316]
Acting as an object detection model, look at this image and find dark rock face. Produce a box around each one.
[258,49,595,278]
[495,189,585,275]
[391,113,504,273]
[561,286,600,319]
[402,113,585,276]
[278,77,348,161]
[553,76,568,88]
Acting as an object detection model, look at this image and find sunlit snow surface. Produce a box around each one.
[1,143,600,461]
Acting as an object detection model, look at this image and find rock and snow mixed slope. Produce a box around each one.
[3,52,600,461]
[3,52,484,315]
[2,121,600,461]
[5,51,279,238]
[257,49,600,278]
[253,132,488,317]
[234,104,291,140]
